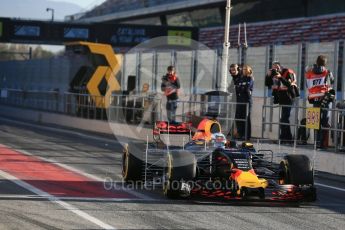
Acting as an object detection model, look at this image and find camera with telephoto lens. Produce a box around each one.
[321,89,335,108]
[271,68,279,77]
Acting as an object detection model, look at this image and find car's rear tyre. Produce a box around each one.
[163,151,196,199]
[280,154,314,185]
[122,144,143,182]
[304,186,317,202]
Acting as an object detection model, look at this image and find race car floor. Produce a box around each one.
[0,116,344,229]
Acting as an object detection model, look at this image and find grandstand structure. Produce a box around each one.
[67,0,225,26]
[67,0,345,49]
[200,13,345,49]
[69,0,345,25]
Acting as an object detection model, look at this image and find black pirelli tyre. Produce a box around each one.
[280,154,314,186]
[122,144,143,182]
[163,151,196,199]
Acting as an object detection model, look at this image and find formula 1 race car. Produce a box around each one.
[122,119,316,202]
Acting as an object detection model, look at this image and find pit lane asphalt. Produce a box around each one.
[0,116,344,230]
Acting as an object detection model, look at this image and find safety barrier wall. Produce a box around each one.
[139,52,155,92]
[245,46,268,97]
[195,49,217,93]
[122,53,137,91]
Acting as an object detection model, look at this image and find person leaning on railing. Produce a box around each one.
[265,61,297,144]
[228,64,241,90]
[227,63,241,138]
[229,64,254,140]
[305,55,335,149]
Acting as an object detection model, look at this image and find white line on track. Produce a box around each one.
[315,182,345,192]
[0,194,146,202]
[0,117,154,200]
[0,170,116,230]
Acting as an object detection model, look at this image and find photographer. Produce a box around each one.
[306,55,334,149]
[265,61,296,143]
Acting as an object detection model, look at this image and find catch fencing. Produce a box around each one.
[262,103,345,152]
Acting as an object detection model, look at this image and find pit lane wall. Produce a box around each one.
[0,103,344,177]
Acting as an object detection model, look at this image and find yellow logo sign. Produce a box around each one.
[168,30,192,46]
[67,42,121,108]
[306,107,320,130]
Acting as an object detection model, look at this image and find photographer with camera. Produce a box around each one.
[306,55,334,149]
[265,61,297,143]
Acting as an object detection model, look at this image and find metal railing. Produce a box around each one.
[108,93,163,125]
[2,88,345,153]
[0,89,62,112]
[262,103,345,152]
[64,92,108,120]
[0,89,251,138]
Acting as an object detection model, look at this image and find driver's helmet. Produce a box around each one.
[210,133,226,148]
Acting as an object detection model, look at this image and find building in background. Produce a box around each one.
[67,0,345,27]
[65,0,345,50]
